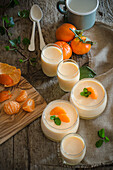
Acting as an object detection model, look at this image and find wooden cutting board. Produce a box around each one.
[0,76,47,145]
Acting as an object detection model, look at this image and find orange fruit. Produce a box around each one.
[58,114,70,123]
[16,90,28,102]
[0,74,13,86]
[56,23,76,42]
[50,107,66,116]
[71,36,91,55]
[0,63,21,87]
[55,41,72,60]
[87,87,98,99]
[4,101,20,115]
[0,90,12,102]
[22,98,35,112]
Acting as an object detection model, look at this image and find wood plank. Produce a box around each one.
[0,138,13,170]
[0,76,47,145]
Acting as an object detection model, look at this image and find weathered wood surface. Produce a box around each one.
[0,0,113,170]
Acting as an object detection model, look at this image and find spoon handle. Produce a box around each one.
[28,21,36,51]
[37,21,45,50]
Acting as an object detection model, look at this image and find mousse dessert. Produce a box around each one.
[41,100,79,141]
[57,59,80,92]
[60,133,86,165]
[70,78,107,119]
[41,43,63,77]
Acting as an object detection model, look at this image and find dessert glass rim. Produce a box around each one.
[41,43,63,61]
[42,99,79,131]
[57,59,79,78]
[71,78,107,108]
[66,0,99,16]
[60,133,86,157]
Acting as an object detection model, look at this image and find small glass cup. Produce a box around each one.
[57,59,80,92]
[41,100,79,142]
[60,133,86,165]
[70,78,107,119]
[41,43,63,77]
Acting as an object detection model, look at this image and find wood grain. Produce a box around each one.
[0,76,47,145]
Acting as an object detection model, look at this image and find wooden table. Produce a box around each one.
[0,0,113,169]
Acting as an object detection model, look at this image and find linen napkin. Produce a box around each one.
[84,21,113,75]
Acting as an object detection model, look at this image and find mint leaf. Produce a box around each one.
[9,40,17,47]
[98,129,105,138]
[54,117,61,126]
[50,115,56,120]
[2,16,9,23]
[104,136,109,143]
[80,66,96,80]
[30,58,37,62]
[19,59,24,63]
[7,17,14,27]
[0,26,5,35]
[22,38,30,46]
[80,92,84,96]
[9,0,19,8]
[18,10,29,18]
[95,139,103,148]
[5,46,10,51]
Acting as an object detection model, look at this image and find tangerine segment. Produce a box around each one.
[58,114,70,123]
[16,90,28,102]
[0,74,13,85]
[0,90,12,102]
[50,107,66,116]
[4,101,20,115]
[87,87,98,99]
[0,63,21,87]
[22,98,35,112]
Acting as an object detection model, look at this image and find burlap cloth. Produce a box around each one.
[57,21,113,168]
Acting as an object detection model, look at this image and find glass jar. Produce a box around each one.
[57,59,80,92]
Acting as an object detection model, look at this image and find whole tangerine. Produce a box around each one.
[71,36,91,55]
[55,41,72,60]
[56,23,76,42]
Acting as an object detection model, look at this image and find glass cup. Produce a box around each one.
[41,100,79,142]
[41,43,63,77]
[60,133,86,165]
[70,78,107,119]
[57,59,80,92]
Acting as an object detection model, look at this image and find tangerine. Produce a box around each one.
[71,36,91,55]
[87,87,98,99]
[56,23,76,42]
[55,41,72,60]
[0,63,21,87]
[58,114,70,123]
[4,101,20,115]
[16,90,28,103]
[0,90,12,102]
[22,98,35,112]
[50,106,66,116]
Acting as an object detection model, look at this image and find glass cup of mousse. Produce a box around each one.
[41,43,63,77]
[70,78,107,119]
[41,100,79,142]
[60,133,86,165]
[57,59,80,92]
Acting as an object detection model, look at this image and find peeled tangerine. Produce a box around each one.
[4,101,20,115]
[22,98,35,112]
[16,90,28,103]
[0,90,12,102]
[0,63,21,87]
